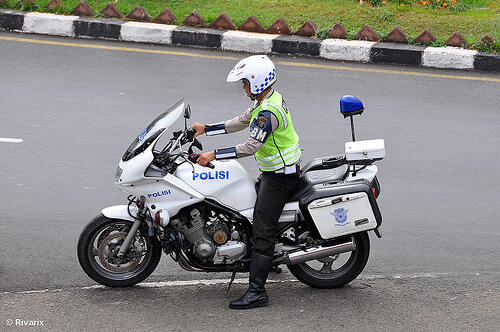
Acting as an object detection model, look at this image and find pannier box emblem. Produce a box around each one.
[331,208,349,226]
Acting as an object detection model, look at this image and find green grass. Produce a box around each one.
[1,0,499,52]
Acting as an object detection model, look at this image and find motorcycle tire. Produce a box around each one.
[287,232,370,289]
[77,214,161,287]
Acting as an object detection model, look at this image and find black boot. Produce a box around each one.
[229,252,272,309]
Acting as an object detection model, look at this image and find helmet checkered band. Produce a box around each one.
[226,55,277,95]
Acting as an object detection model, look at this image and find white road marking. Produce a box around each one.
[1,272,491,295]
[0,137,23,143]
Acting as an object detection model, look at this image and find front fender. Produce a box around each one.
[101,205,138,222]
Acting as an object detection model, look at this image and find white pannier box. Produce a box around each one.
[300,180,382,240]
[345,139,385,162]
[307,192,377,239]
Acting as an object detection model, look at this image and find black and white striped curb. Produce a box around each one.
[1,9,499,72]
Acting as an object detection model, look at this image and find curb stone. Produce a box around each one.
[74,17,123,40]
[370,43,422,66]
[474,53,500,72]
[121,22,176,45]
[272,35,321,56]
[320,39,375,62]
[172,26,224,48]
[0,9,24,31]
[23,12,77,37]
[423,46,477,70]
[221,30,277,53]
[0,9,498,72]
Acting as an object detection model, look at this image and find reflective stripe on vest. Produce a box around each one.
[255,143,299,163]
[262,100,288,129]
[256,149,301,171]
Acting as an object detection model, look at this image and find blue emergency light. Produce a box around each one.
[339,95,364,141]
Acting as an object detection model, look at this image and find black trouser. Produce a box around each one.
[252,171,301,257]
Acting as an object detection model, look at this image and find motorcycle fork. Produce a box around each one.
[117,218,142,258]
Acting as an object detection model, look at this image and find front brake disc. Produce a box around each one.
[98,232,142,273]
[97,224,124,247]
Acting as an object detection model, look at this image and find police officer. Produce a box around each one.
[190,55,301,309]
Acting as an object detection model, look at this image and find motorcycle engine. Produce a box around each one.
[174,208,215,259]
[173,207,246,264]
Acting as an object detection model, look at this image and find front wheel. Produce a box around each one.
[287,232,370,288]
[77,214,161,287]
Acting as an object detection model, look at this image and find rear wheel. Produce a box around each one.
[77,214,161,287]
[287,232,370,288]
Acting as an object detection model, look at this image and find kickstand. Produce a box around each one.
[226,272,237,293]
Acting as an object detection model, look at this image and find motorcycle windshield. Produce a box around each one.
[122,98,185,161]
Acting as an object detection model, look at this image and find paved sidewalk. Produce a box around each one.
[1,9,499,72]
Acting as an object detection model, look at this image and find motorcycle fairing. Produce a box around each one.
[117,128,205,217]
[174,160,257,212]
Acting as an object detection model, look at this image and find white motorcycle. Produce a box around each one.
[77,96,384,289]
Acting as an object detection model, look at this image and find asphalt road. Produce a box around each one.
[2,274,498,331]
[1,31,499,330]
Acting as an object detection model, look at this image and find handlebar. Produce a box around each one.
[188,154,215,169]
[157,127,215,171]
[186,128,197,140]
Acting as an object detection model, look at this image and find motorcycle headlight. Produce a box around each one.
[114,166,123,182]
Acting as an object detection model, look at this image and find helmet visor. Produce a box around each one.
[229,79,251,98]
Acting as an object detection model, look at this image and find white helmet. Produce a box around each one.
[226,55,276,96]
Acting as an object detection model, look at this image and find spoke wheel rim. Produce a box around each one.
[299,237,358,280]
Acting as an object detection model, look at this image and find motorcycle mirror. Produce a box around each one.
[184,105,191,119]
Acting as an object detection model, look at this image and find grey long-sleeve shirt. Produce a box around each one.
[206,90,279,159]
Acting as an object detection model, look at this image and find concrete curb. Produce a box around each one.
[0,10,498,72]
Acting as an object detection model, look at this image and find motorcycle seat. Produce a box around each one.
[287,165,348,202]
[254,164,348,203]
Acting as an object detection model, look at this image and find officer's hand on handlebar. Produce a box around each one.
[186,128,197,139]
[196,151,215,168]
[189,122,206,138]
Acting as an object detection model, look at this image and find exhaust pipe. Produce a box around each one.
[178,252,204,272]
[280,241,357,265]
